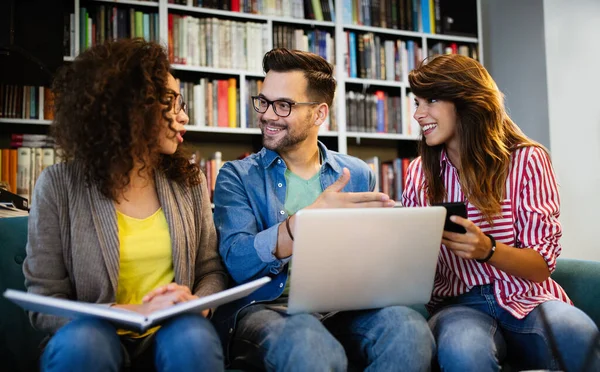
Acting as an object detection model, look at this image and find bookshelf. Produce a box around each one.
[0,119,52,126]
[1,0,482,197]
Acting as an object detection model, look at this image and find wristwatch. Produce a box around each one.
[476,234,496,263]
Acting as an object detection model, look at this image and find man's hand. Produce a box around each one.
[308,168,396,209]
[275,168,395,259]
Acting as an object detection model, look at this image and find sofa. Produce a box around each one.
[1,216,599,372]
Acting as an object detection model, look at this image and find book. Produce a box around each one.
[4,276,271,333]
[0,203,29,218]
[16,147,31,200]
[0,187,29,211]
[364,156,381,192]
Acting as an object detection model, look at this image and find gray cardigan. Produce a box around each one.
[23,162,227,334]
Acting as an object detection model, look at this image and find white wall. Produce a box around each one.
[481,0,550,148]
[544,0,600,261]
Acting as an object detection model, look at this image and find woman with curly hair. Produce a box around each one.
[403,54,599,371]
[23,38,227,371]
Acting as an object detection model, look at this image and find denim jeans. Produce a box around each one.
[230,304,434,372]
[429,284,600,372]
[41,314,224,372]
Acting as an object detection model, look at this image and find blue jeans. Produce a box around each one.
[230,304,434,372]
[41,314,224,372]
[429,284,600,372]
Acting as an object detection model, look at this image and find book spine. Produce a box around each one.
[227,78,237,128]
[17,147,31,200]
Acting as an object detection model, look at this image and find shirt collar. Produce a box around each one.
[439,148,451,176]
[260,141,341,173]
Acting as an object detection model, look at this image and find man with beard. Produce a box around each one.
[212,48,434,372]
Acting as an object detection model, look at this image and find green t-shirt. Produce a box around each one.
[281,168,323,297]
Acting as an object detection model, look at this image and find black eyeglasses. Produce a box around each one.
[251,96,319,118]
[168,92,187,114]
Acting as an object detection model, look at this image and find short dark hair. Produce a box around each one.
[262,48,336,107]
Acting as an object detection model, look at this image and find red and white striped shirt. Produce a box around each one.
[402,146,571,319]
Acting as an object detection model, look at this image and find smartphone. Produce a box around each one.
[434,202,467,234]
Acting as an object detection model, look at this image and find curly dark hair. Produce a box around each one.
[51,38,199,201]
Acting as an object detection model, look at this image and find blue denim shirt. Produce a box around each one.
[211,141,375,346]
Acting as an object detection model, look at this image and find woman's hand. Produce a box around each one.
[142,283,196,304]
[112,284,211,317]
[111,285,194,315]
[140,283,210,318]
[442,215,551,282]
[442,215,493,261]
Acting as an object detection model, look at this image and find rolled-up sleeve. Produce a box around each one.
[516,148,562,273]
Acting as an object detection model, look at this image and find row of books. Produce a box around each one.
[342,0,476,36]
[169,15,268,73]
[170,0,477,36]
[343,35,479,83]
[300,0,335,22]
[346,91,420,136]
[342,0,428,32]
[364,156,412,202]
[345,33,423,81]
[0,85,54,120]
[1,135,59,203]
[245,79,262,129]
[168,0,335,22]
[76,6,160,53]
[191,150,227,201]
[179,78,240,128]
[428,41,478,60]
[273,25,335,65]
[346,91,403,134]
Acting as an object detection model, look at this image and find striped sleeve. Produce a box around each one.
[515,147,562,273]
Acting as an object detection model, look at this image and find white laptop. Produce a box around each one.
[287,207,446,314]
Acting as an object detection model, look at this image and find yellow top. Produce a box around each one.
[116,208,174,337]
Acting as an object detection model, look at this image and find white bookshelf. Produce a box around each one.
[167,3,336,27]
[3,0,483,158]
[185,125,339,138]
[0,119,52,125]
[185,126,260,135]
[346,77,408,88]
[425,34,479,43]
[91,0,159,7]
[346,132,419,141]
[171,64,264,78]
[343,23,423,38]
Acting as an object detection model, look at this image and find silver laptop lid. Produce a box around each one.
[287,207,446,314]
